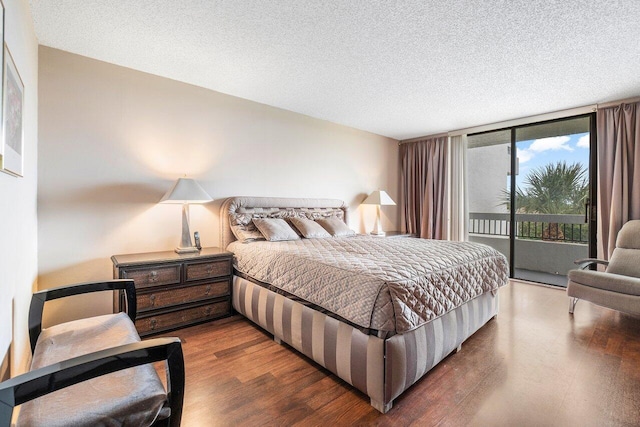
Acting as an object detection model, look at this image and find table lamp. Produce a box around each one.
[361,190,396,236]
[160,178,213,253]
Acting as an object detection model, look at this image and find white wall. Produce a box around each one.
[38,47,399,326]
[467,144,510,214]
[0,0,39,376]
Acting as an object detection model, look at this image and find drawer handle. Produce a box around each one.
[206,265,214,274]
[149,294,156,307]
[205,307,212,316]
[150,319,157,330]
[149,271,159,283]
[205,285,212,295]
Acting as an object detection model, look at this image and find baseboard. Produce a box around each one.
[510,278,566,290]
[0,347,9,382]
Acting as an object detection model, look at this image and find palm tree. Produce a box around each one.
[503,161,589,240]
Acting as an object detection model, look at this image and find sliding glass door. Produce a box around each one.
[467,114,596,287]
[467,129,512,265]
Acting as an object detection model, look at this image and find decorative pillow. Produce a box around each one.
[284,218,303,237]
[289,217,331,239]
[252,218,300,242]
[230,223,265,243]
[316,217,356,237]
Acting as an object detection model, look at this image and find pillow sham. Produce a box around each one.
[252,218,300,242]
[230,223,265,243]
[289,217,331,239]
[316,217,356,237]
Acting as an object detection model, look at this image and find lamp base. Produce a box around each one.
[174,204,199,255]
[369,205,385,236]
[175,246,200,254]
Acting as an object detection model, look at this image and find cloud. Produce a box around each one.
[576,134,589,148]
[517,148,534,164]
[528,136,573,152]
[517,135,575,164]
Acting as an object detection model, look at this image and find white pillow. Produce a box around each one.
[252,218,300,242]
[316,217,356,237]
[289,217,331,238]
[231,223,265,243]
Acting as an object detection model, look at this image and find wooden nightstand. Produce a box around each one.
[111,247,233,337]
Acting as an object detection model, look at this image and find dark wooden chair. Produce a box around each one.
[0,280,184,426]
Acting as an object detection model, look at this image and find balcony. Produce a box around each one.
[468,213,588,287]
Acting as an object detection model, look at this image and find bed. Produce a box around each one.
[220,196,508,413]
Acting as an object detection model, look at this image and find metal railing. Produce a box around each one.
[469,213,588,244]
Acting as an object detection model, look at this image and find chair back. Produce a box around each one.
[607,220,640,278]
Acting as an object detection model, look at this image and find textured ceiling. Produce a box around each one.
[30,1,640,140]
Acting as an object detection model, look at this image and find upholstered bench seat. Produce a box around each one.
[17,312,168,427]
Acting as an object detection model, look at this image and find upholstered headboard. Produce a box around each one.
[219,196,349,249]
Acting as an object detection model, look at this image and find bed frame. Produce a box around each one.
[220,197,499,413]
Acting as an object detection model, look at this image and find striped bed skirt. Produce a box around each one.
[233,276,499,413]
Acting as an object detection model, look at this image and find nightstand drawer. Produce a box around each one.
[136,300,231,335]
[121,264,181,288]
[185,259,231,282]
[138,280,230,311]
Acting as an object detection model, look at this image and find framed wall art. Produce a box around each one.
[1,44,24,177]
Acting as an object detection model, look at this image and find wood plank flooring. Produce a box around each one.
[159,281,640,426]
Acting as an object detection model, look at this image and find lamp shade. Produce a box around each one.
[362,190,396,206]
[160,178,213,204]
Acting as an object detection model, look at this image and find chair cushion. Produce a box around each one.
[568,269,640,296]
[17,312,167,427]
[607,248,640,278]
[616,220,640,249]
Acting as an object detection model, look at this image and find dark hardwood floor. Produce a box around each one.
[159,281,640,426]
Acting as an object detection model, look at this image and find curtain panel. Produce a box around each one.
[400,136,448,239]
[448,135,468,241]
[596,101,640,259]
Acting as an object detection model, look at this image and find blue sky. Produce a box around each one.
[514,133,590,189]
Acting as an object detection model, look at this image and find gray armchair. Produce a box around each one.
[567,220,640,315]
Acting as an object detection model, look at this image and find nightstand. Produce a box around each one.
[111,247,233,337]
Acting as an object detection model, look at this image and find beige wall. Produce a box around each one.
[0,0,39,376]
[38,47,399,326]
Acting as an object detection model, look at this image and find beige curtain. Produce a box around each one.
[448,135,468,241]
[400,136,448,239]
[597,101,640,259]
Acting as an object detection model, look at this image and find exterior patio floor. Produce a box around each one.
[514,268,568,287]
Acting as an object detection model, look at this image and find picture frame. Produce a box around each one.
[1,43,24,177]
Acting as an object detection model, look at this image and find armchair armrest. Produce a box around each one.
[0,337,184,427]
[574,258,609,270]
[29,280,137,352]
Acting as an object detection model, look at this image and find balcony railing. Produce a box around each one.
[469,213,588,244]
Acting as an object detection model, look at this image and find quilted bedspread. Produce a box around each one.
[228,235,508,333]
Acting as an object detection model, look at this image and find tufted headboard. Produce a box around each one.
[219,196,349,249]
